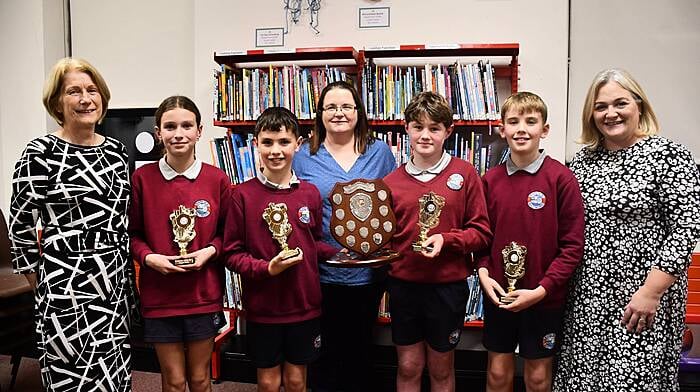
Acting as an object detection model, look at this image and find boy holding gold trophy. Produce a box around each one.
[223,107,338,392]
[477,92,584,392]
[384,92,492,391]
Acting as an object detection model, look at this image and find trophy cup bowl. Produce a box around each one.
[411,192,446,253]
[326,179,400,268]
[263,202,302,260]
[500,242,527,304]
[170,205,197,266]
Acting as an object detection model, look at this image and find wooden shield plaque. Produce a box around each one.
[329,178,397,258]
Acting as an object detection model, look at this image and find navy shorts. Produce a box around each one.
[482,299,563,359]
[143,311,225,343]
[246,317,321,368]
[388,278,468,353]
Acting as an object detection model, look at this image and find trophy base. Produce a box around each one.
[325,248,401,268]
[171,256,196,266]
[280,248,302,260]
[411,242,434,253]
[500,295,516,304]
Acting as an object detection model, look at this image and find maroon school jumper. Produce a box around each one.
[477,156,584,310]
[384,158,492,283]
[129,162,230,318]
[223,178,338,324]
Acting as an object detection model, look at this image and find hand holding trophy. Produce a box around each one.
[500,242,527,304]
[263,202,303,260]
[169,205,197,266]
[412,192,446,253]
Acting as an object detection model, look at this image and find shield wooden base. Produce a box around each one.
[324,248,400,268]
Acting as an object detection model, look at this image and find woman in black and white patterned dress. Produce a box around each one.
[10,58,133,391]
[554,69,700,391]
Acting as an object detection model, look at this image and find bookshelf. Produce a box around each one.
[212,43,519,182]
[210,43,520,330]
[212,308,238,380]
[359,43,518,171]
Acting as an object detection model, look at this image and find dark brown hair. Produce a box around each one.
[254,107,300,138]
[155,95,201,128]
[310,81,373,155]
[154,95,201,156]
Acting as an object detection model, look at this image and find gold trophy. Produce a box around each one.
[412,192,446,252]
[500,242,527,304]
[263,202,302,260]
[170,205,197,266]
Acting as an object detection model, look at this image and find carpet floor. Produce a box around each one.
[0,355,257,391]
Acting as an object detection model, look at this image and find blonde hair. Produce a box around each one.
[580,68,659,148]
[500,92,548,122]
[42,58,111,126]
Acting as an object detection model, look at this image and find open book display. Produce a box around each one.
[325,178,400,267]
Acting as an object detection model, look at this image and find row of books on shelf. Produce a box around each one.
[378,274,484,323]
[210,131,510,184]
[213,64,349,122]
[361,60,500,121]
[223,270,244,310]
[209,134,260,184]
[211,134,508,187]
[373,130,510,175]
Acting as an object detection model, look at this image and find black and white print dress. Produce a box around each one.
[554,136,700,391]
[10,134,133,391]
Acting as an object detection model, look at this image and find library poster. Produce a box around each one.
[255,27,284,47]
[359,7,390,29]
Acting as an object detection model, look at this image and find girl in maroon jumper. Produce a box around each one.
[129,96,229,392]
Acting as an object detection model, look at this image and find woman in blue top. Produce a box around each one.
[293,81,396,391]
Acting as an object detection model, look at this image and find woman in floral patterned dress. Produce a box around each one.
[554,69,700,391]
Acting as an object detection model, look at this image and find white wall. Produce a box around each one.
[567,0,700,162]
[0,0,66,215]
[3,1,699,215]
[193,0,570,164]
[70,0,195,108]
[8,0,570,173]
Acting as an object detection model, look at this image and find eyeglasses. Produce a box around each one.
[323,105,356,114]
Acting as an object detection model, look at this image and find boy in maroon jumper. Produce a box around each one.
[477,92,584,392]
[384,92,492,391]
[223,107,337,392]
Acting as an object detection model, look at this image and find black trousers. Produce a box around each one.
[310,281,385,392]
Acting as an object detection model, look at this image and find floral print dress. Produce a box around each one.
[554,136,700,391]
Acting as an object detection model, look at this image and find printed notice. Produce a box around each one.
[255,28,284,47]
[359,7,390,29]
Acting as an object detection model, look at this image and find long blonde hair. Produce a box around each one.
[580,68,659,148]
